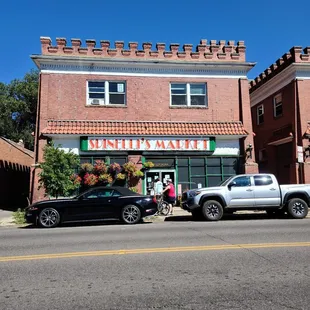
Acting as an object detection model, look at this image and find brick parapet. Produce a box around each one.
[39,37,247,62]
[249,46,310,92]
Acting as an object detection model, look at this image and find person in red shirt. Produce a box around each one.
[162,179,176,215]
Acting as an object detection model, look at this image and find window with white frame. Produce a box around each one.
[273,93,283,117]
[257,104,264,125]
[170,83,207,106]
[88,81,126,105]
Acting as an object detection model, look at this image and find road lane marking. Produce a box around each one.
[1,242,310,262]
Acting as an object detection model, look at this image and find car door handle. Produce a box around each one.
[246,189,253,192]
[108,200,111,203]
[269,188,276,191]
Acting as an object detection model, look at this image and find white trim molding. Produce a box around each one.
[31,56,254,79]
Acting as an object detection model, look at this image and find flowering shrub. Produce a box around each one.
[93,160,108,174]
[81,163,94,173]
[129,187,138,193]
[133,170,144,178]
[76,161,153,190]
[116,173,126,180]
[123,162,137,175]
[98,174,113,184]
[143,161,154,169]
[84,173,98,186]
[70,174,82,186]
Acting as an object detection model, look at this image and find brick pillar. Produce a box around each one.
[296,79,310,183]
[239,78,258,174]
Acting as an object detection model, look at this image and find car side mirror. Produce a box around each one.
[228,181,236,189]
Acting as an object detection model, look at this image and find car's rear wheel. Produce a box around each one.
[287,198,309,219]
[121,205,141,224]
[202,200,223,221]
[38,208,61,228]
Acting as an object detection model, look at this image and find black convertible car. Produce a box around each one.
[25,187,158,228]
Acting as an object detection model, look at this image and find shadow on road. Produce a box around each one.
[164,213,292,222]
[19,219,152,229]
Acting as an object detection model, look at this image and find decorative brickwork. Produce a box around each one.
[40,37,247,62]
[250,46,310,92]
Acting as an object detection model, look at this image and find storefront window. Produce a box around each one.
[79,156,127,165]
[144,156,240,193]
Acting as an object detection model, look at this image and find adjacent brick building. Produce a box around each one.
[30,36,257,202]
[0,137,34,208]
[250,46,310,184]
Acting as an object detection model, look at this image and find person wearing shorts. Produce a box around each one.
[162,179,176,215]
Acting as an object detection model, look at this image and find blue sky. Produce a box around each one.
[1,0,309,84]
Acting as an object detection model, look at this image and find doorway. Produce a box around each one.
[144,169,176,195]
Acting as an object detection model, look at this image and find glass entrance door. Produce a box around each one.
[145,170,176,195]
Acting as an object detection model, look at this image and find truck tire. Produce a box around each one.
[287,198,309,219]
[202,200,223,221]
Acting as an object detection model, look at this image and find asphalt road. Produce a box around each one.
[1,216,310,310]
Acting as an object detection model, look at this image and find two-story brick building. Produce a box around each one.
[250,46,310,184]
[30,36,258,202]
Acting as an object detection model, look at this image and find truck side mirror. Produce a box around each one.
[228,181,236,189]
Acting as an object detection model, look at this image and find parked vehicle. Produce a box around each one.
[182,174,310,221]
[25,187,158,228]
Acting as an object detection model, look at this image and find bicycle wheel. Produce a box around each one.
[159,200,170,216]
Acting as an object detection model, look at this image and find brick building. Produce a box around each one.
[30,36,257,202]
[0,137,34,208]
[250,46,310,184]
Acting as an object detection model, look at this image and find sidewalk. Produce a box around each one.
[0,210,14,227]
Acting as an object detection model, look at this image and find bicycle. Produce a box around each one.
[156,195,170,216]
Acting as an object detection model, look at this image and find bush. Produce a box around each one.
[12,208,26,225]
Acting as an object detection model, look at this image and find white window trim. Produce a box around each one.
[273,93,282,117]
[257,104,264,125]
[87,80,126,106]
[170,83,207,107]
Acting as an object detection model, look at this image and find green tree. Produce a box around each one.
[0,69,39,150]
[38,142,80,199]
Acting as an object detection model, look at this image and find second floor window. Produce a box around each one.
[273,93,283,117]
[88,81,126,106]
[257,105,264,125]
[170,83,207,107]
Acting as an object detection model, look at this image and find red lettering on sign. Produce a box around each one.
[122,139,126,149]
[89,140,96,150]
[167,141,175,149]
[129,139,133,149]
[176,140,180,149]
[145,140,151,150]
[155,141,166,149]
[203,140,207,149]
[136,139,140,149]
[107,140,115,149]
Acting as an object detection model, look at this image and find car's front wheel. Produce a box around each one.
[202,200,224,221]
[287,198,309,219]
[38,208,61,228]
[121,205,141,224]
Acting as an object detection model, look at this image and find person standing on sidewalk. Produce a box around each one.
[162,179,176,215]
[154,177,163,200]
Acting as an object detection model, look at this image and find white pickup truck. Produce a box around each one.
[181,174,310,221]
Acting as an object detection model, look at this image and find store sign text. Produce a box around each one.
[87,138,211,151]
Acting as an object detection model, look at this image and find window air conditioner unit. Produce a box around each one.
[90,99,104,105]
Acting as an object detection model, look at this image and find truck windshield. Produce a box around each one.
[218,176,234,187]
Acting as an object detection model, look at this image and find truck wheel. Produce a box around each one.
[202,200,223,221]
[287,198,309,219]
